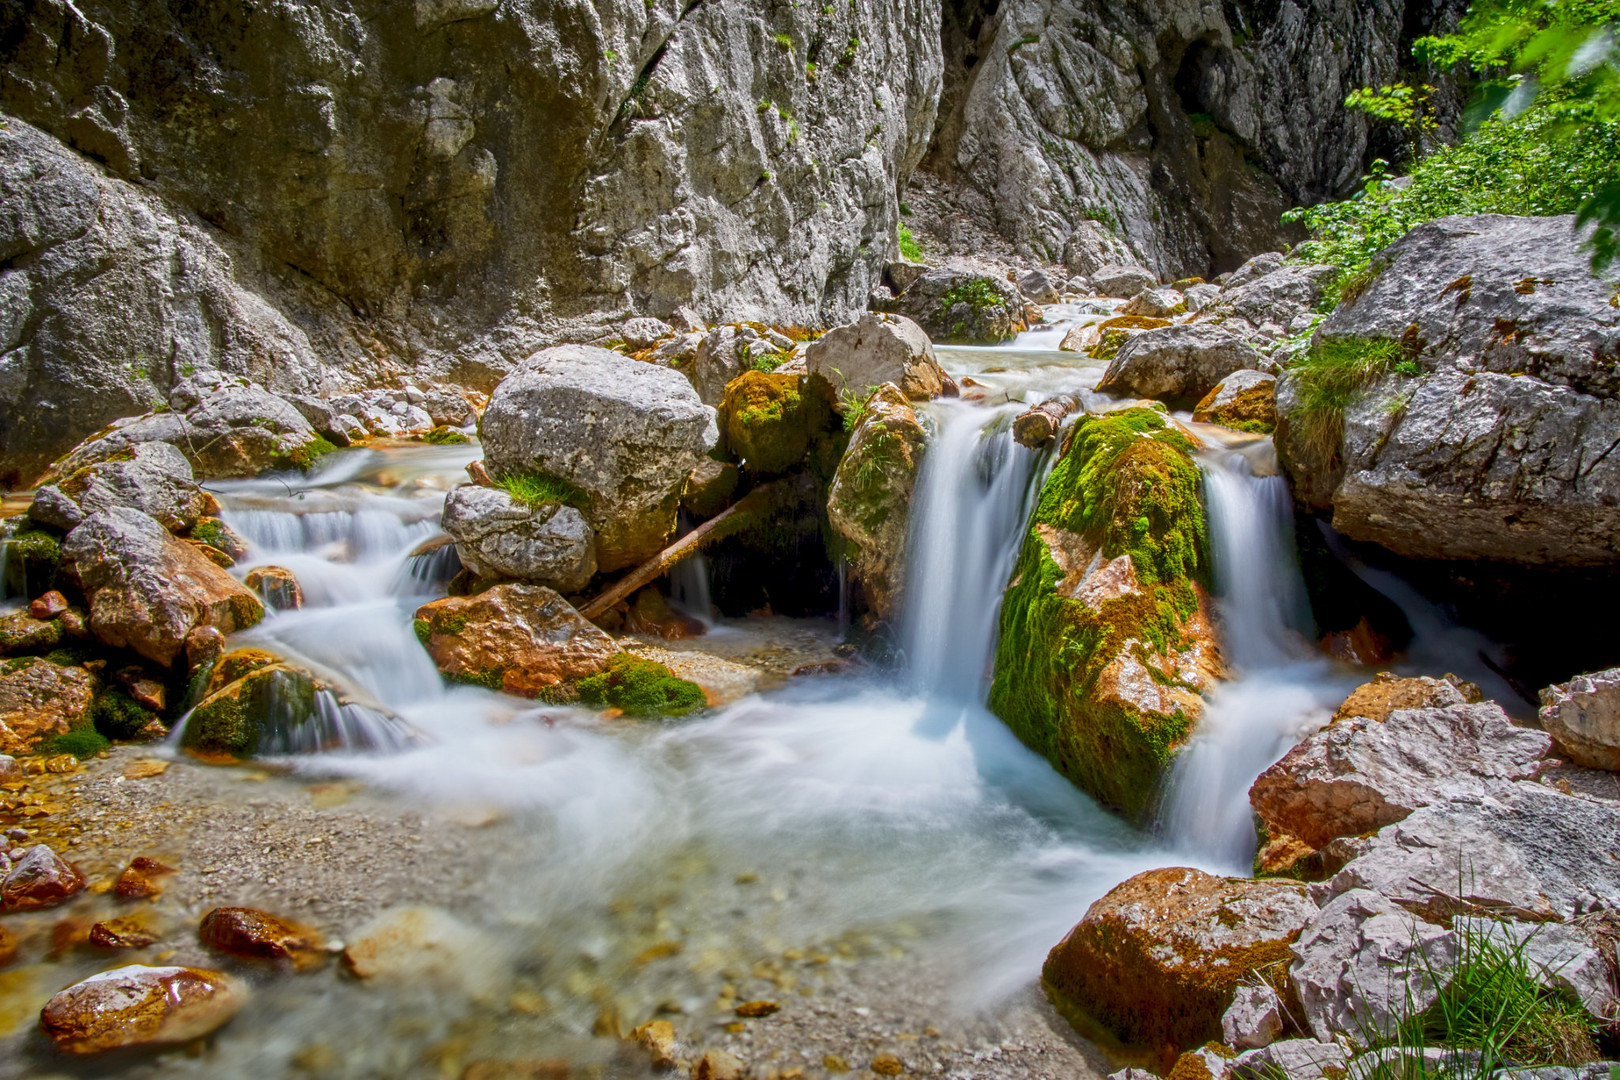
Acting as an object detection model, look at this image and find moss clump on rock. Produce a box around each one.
[277,436,339,472]
[182,657,320,757]
[576,654,706,718]
[49,728,110,759]
[422,426,470,445]
[3,518,64,597]
[720,370,832,475]
[987,407,1215,819]
[91,688,157,740]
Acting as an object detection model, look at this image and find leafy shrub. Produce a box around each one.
[1285,99,1620,300]
[897,222,922,262]
[940,277,1005,312]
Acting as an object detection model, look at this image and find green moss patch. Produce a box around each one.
[987,408,1210,818]
[91,688,158,740]
[422,426,470,445]
[3,519,64,597]
[49,728,110,759]
[577,654,706,718]
[278,436,339,472]
[721,370,833,475]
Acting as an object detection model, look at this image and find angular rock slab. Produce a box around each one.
[1249,691,1550,849]
[478,346,718,571]
[1539,667,1620,771]
[0,656,95,755]
[1095,323,1265,405]
[30,441,211,533]
[1043,867,1314,1053]
[39,965,246,1053]
[62,507,264,667]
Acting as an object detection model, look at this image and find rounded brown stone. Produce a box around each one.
[199,906,322,967]
[39,964,246,1053]
[1,844,86,912]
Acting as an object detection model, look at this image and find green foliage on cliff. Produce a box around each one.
[987,408,1210,819]
[1291,0,1620,285]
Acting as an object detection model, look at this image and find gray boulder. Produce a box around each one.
[1095,323,1265,404]
[1183,283,1223,313]
[883,269,1023,344]
[48,376,328,481]
[1220,982,1283,1051]
[1249,699,1551,850]
[1223,252,1286,290]
[440,485,597,593]
[478,346,718,572]
[61,507,263,667]
[1017,269,1059,305]
[1091,264,1156,298]
[689,325,784,406]
[29,442,210,534]
[1232,1039,1349,1080]
[1199,261,1336,340]
[1121,286,1185,318]
[1540,667,1620,771]
[620,318,674,352]
[1279,215,1620,566]
[805,313,946,401]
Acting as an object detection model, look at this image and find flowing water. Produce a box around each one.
[6,307,1519,1075]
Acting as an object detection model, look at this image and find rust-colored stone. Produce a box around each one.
[415,584,621,698]
[114,856,176,900]
[39,964,245,1053]
[89,915,161,949]
[1,844,86,912]
[1042,867,1313,1056]
[1319,618,1393,665]
[199,906,323,968]
[30,590,68,619]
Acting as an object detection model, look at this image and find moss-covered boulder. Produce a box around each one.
[826,384,927,619]
[0,655,95,755]
[988,407,1222,819]
[883,269,1024,344]
[1193,370,1277,434]
[182,650,323,756]
[720,370,832,475]
[2,518,65,598]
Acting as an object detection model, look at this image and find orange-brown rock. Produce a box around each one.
[0,656,95,754]
[61,507,263,667]
[460,1062,569,1080]
[244,565,305,611]
[1042,867,1313,1055]
[415,584,622,698]
[624,588,704,640]
[199,906,322,968]
[1,844,86,911]
[89,915,161,950]
[631,1019,678,1068]
[734,1000,779,1018]
[694,1049,745,1080]
[1333,671,1480,723]
[1320,618,1393,665]
[115,856,177,900]
[39,964,246,1053]
[0,924,16,965]
[30,590,68,619]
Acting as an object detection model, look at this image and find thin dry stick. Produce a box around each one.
[578,482,784,620]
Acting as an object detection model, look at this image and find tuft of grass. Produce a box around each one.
[1286,336,1408,460]
[752,349,792,373]
[897,222,922,262]
[940,277,1004,312]
[495,471,589,510]
[50,728,110,760]
[772,31,793,50]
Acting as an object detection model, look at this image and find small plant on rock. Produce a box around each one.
[495,471,589,510]
[1285,336,1407,460]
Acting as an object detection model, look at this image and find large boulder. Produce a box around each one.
[804,312,947,401]
[0,656,95,755]
[1193,370,1277,434]
[720,370,834,475]
[1277,215,1620,565]
[1249,677,1551,850]
[988,408,1222,818]
[440,484,597,592]
[883,269,1023,344]
[827,384,927,619]
[61,507,263,667]
[1121,286,1186,319]
[478,346,719,571]
[1539,667,1620,771]
[39,965,246,1054]
[1091,264,1157,299]
[1095,324,1265,405]
[47,376,331,482]
[1043,867,1314,1053]
[688,325,791,406]
[29,441,211,533]
[414,584,622,697]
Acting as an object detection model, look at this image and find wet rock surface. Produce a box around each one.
[1095,324,1265,405]
[29,441,212,534]
[441,485,598,593]
[1539,666,1620,771]
[415,584,623,697]
[39,964,246,1054]
[826,385,927,620]
[1043,867,1313,1054]
[0,657,95,755]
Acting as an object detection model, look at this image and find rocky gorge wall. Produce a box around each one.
[0,0,1454,485]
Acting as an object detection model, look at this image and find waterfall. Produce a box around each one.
[899,400,1045,701]
[1158,446,1348,870]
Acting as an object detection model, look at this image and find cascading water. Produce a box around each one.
[1158,442,1352,870]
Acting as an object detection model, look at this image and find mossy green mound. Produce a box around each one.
[721,370,833,475]
[987,407,1216,819]
[577,654,707,718]
[2,519,64,597]
[183,657,320,757]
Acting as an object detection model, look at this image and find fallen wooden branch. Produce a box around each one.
[1012,394,1081,447]
[579,482,785,620]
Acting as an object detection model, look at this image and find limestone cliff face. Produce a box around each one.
[0,0,1445,483]
[922,0,1464,277]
